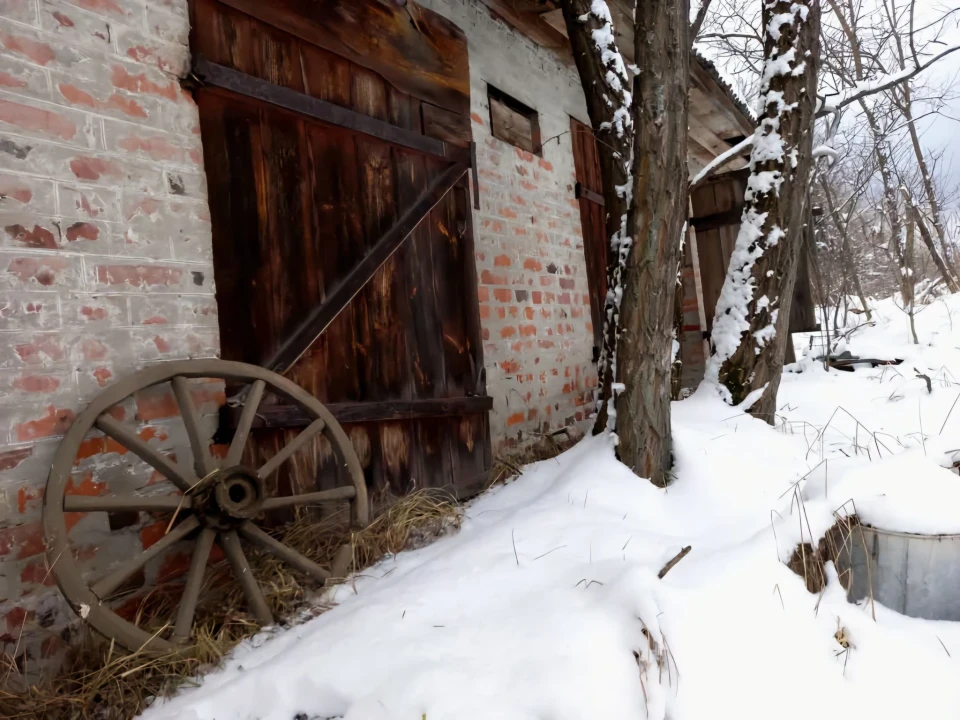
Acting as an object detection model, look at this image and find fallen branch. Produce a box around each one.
[658,545,692,579]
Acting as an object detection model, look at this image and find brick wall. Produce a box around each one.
[0,0,215,670]
[422,0,598,452]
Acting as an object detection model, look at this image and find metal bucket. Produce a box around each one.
[842,525,960,621]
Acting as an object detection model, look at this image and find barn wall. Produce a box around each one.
[0,0,215,665]
[420,0,599,451]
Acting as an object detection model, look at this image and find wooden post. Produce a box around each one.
[687,198,710,360]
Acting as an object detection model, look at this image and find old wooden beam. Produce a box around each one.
[193,58,470,165]
[263,161,469,375]
[230,396,495,429]
[690,207,744,232]
[575,182,605,207]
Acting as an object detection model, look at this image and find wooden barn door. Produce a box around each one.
[570,118,606,357]
[190,0,491,504]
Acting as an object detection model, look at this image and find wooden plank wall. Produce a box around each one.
[191,0,489,502]
[570,118,607,351]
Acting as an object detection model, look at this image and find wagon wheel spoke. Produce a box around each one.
[220,529,272,626]
[257,418,326,480]
[63,495,188,513]
[238,522,330,582]
[172,527,217,642]
[96,414,192,492]
[226,379,266,468]
[92,515,201,601]
[260,487,356,512]
[172,376,214,478]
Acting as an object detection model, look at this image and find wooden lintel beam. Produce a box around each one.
[228,396,495,429]
[263,161,469,375]
[192,58,470,165]
[690,62,755,138]
[690,207,744,232]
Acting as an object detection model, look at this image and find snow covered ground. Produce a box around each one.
[143,295,960,720]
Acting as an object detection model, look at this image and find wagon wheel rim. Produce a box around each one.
[42,359,369,654]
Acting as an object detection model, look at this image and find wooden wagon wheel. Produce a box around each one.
[42,359,369,653]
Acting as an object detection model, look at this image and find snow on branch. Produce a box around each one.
[816,41,960,116]
[690,134,755,187]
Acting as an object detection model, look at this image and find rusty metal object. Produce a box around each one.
[42,359,368,653]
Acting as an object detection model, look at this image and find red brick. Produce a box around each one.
[513,227,527,236]
[519,324,536,337]
[514,148,534,162]
[527,408,538,420]
[506,411,525,427]
[9,257,70,290]
[110,65,177,101]
[500,326,516,338]
[0,99,77,141]
[15,405,76,441]
[4,224,56,249]
[494,254,511,267]
[559,278,576,290]
[539,276,555,287]
[477,286,489,302]
[501,359,521,373]
[532,291,542,304]
[470,112,484,125]
[58,83,148,119]
[93,367,112,387]
[523,307,534,320]
[116,132,179,161]
[65,221,99,242]
[478,305,491,320]
[69,156,122,182]
[498,206,518,219]
[15,335,66,365]
[538,158,553,172]
[96,264,183,288]
[493,288,512,302]
[0,521,44,560]
[495,307,505,319]
[0,29,55,65]
[4,604,29,631]
[0,177,33,204]
[20,557,55,587]
[480,269,507,286]
[520,180,537,191]
[0,447,31,471]
[523,258,542,271]
[12,374,61,393]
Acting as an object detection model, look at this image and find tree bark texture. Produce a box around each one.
[705,0,820,422]
[559,0,633,436]
[560,0,689,484]
[614,0,690,485]
[819,176,872,321]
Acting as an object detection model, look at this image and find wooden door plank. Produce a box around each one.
[218,0,470,115]
[262,161,468,375]
[193,59,462,162]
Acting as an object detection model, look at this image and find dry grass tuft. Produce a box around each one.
[487,429,576,488]
[0,489,461,719]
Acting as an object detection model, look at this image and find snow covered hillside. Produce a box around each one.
[143,295,960,720]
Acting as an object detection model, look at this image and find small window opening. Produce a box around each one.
[488,85,541,155]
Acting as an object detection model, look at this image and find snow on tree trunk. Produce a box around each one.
[559,0,634,438]
[560,0,689,485]
[704,0,820,421]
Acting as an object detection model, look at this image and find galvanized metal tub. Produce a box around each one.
[843,525,960,621]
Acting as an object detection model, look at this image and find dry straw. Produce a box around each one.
[1,488,461,719]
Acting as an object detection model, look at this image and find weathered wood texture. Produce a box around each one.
[690,170,747,330]
[190,0,489,502]
[570,117,607,352]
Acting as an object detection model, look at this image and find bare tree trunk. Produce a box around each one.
[903,196,919,344]
[561,0,689,485]
[705,0,820,421]
[614,0,690,485]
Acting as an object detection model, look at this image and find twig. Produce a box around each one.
[511,528,519,566]
[658,546,692,579]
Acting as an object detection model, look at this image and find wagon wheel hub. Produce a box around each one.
[194,465,266,526]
